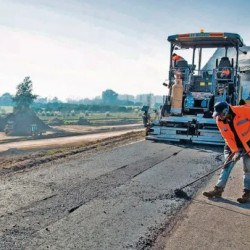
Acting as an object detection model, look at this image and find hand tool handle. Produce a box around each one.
[178,150,249,190]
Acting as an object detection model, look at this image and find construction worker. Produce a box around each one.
[141,106,150,127]
[172,53,184,67]
[154,109,159,120]
[203,102,250,203]
[220,68,230,78]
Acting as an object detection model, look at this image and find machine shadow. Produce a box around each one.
[150,139,224,154]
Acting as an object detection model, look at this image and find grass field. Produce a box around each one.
[38,112,142,126]
[0,106,143,126]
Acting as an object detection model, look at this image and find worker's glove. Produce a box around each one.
[232,151,241,162]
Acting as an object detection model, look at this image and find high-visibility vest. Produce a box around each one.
[216,105,250,156]
[172,55,183,61]
[221,69,230,76]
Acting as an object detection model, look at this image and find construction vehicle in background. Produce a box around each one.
[146,31,249,145]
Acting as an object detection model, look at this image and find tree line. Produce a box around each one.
[1,76,162,114]
[0,77,140,113]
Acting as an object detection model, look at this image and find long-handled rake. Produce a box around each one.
[174,151,250,199]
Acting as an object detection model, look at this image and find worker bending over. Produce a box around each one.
[203,102,250,203]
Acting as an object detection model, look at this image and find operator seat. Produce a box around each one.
[175,59,189,81]
[218,57,231,68]
[175,59,189,68]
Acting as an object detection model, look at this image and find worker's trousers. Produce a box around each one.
[216,148,250,190]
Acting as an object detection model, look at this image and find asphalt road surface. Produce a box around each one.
[0,139,223,249]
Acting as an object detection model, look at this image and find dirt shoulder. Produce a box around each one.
[0,123,143,144]
[153,160,250,250]
[0,128,143,153]
[0,130,145,177]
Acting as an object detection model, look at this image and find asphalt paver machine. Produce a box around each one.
[146,31,245,145]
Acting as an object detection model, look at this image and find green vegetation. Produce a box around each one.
[0,80,158,127]
[12,76,37,111]
[32,101,143,126]
[0,93,13,106]
[1,77,48,136]
[102,89,118,105]
[38,110,142,126]
[0,86,161,128]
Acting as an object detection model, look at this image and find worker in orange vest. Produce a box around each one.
[220,68,230,78]
[172,53,184,67]
[203,102,250,203]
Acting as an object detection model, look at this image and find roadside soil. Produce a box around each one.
[57,124,143,133]
[0,129,143,153]
[0,130,145,177]
[0,123,143,144]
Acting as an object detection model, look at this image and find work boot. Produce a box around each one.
[203,186,224,198]
[237,189,250,203]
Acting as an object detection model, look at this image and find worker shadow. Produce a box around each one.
[193,198,250,217]
[215,197,250,209]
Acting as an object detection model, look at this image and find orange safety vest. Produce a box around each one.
[172,55,182,61]
[216,105,250,156]
[221,69,230,75]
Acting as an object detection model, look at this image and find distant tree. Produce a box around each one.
[34,97,48,104]
[50,97,60,103]
[102,89,118,105]
[92,96,102,105]
[82,98,92,105]
[0,93,14,106]
[12,76,37,111]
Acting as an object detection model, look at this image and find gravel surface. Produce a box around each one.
[0,140,223,249]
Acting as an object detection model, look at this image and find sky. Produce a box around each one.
[0,0,250,101]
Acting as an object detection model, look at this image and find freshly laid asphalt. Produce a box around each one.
[0,139,223,249]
